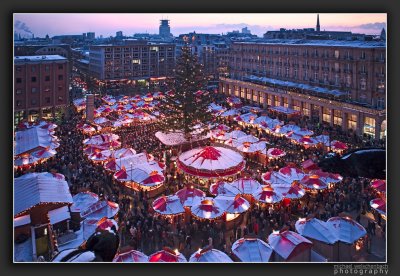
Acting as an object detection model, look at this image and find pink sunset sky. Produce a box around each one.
[14,13,386,38]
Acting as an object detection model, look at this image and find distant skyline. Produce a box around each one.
[14,13,386,38]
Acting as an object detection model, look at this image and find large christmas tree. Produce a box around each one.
[158,44,213,140]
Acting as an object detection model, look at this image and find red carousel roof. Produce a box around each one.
[370,198,386,215]
[266,148,286,158]
[177,146,245,178]
[371,179,386,193]
[175,186,206,207]
[190,197,225,220]
[152,195,185,216]
[148,248,187,262]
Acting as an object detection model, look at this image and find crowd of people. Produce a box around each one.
[14,92,386,261]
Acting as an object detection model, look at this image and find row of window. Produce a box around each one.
[15,75,64,83]
[234,47,385,61]
[16,86,65,94]
[104,47,174,52]
[15,64,64,72]
[16,96,64,106]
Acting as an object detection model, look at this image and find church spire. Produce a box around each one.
[316,14,320,32]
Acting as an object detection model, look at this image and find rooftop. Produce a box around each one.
[235,39,386,48]
[14,55,67,62]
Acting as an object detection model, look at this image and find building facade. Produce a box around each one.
[220,40,386,139]
[14,55,69,124]
[88,40,175,91]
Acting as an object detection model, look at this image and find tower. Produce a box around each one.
[380,28,386,41]
[159,19,171,39]
[316,14,320,32]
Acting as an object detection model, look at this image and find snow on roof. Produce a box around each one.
[230,178,262,195]
[14,172,73,216]
[232,238,273,262]
[48,206,71,225]
[214,195,250,214]
[189,248,233,262]
[71,192,99,213]
[326,217,367,244]
[236,39,386,48]
[295,218,338,244]
[268,230,312,259]
[152,195,185,215]
[155,131,208,146]
[246,75,346,97]
[190,197,226,219]
[14,214,31,228]
[14,55,67,62]
[15,127,56,156]
[113,250,149,262]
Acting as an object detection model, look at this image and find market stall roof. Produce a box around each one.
[268,230,313,260]
[81,200,119,220]
[325,217,367,244]
[295,218,338,244]
[370,198,386,215]
[14,214,31,228]
[209,181,242,197]
[309,169,343,184]
[279,166,306,181]
[83,133,120,146]
[14,172,73,216]
[14,154,41,167]
[48,206,71,225]
[15,127,56,156]
[230,178,262,195]
[331,140,348,151]
[113,250,149,262]
[231,237,273,262]
[266,148,286,158]
[252,186,283,204]
[190,197,226,220]
[189,247,233,263]
[155,131,208,146]
[272,182,306,199]
[300,175,328,190]
[177,146,245,178]
[371,179,386,193]
[219,109,240,117]
[101,148,137,159]
[175,186,206,207]
[148,248,187,262]
[269,106,299,115]
[81,217,119,241]
[214,195,250,214]
[254,116,282,130]
[70,192,99,213]
[228,130,247,140]
[152,195,185,216]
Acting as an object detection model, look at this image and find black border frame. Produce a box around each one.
[2,1,399,276]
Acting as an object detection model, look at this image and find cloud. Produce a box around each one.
[14,20,32,34]
[356,22,386,30]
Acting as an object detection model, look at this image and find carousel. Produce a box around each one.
[176,146,245,189]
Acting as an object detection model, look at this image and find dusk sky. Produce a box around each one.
[14,13,386,38]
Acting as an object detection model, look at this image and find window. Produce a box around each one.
[16,89,22,94]
[334,50,340,59]
[45,76,50,81]
[16,100,21,106]
[58,64,63,69]
[346,75,351,87]
[360,78,367,90]
[58,96,63,101]
[335,74,340,86]
[45,65,50,72]
[31,77,37,82]
[58,86,63,91]
[45,97,51,103]
[132,59,141,64]
[32,87,37,93]
[16,78,22,83]
[314,72,318,81]
[44,87,50,92]
[16,66,21,72]
[361,51,366,59]
[58,75,63,81]
[31,66,36,73]
[31,99,37,105]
